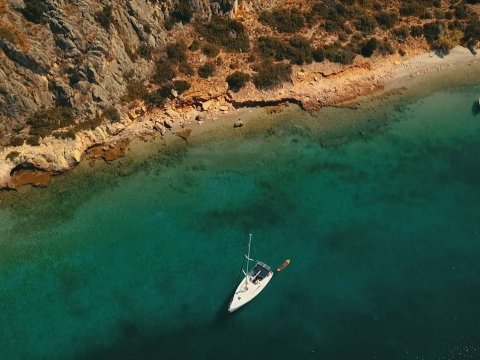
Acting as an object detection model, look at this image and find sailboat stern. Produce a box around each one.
[228,262,274,313]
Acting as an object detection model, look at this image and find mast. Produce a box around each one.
[245,234,252,285]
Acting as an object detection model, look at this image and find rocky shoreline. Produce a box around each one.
[0,45,478,190]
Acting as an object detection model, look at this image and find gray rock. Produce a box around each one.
[234,120,244,128]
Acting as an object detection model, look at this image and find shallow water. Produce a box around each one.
[1,85,480,360]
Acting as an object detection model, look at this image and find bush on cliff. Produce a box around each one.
[27,107,75,138]
[170,1,194,24]
[21,0,48,24]
[153,61,176,84]
[257,36,312,65]
[166,42,188,63]
[253,61,292,90]
[259,9,305,33]
[375,11,398,29]
[196,17,250,52]
[355,14,377,34]
[324,44,356,65]
[173,80,191,94]
[202,43,220,58]
[360,37,378,57]
[122,80,149,102]
[102,106,121,123]
[95,5,114,30]
[8,136,24,147]
[198,62,216,78]
[144,85,173,108]
[226,71,250,92]
[423,21,443,44]
[312,47,326,62]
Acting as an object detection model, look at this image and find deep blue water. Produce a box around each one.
[1,85,480,360]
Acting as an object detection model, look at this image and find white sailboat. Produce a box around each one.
[228,234,274,313]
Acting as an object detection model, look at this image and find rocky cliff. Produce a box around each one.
[0,0,238,143]
[1,0,479,190]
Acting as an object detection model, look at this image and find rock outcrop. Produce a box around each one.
[0,0,238,143]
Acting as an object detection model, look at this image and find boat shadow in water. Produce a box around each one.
[211,290,243,326]
[472,101,480,116]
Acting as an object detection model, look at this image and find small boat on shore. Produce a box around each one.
[277,259,291,272]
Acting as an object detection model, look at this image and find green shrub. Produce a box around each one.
[257,36,287,60]
[170,1,193,24]
[26,135,40,146]
[431,38,451,56]
[166,42,188,63]
[356,14,377,34]
[378,40,396,55]
[423,21,443,44]
[138,43,152,59]
[463,18,480,49]
[226,71,250,92]
[400,2,428,17]
[123,80,149,102]
[253,61,292,90]
[196,17,250,52]
[153,60,176,84]
[202,44,220,57]
[173,80,191,94]
[144,85,173,108]
[454,4,468,20]
[257,36,312,65]
[21,0,48,24]
[179,62,194,76]
[27,107,75,138]
[324,45,355,65]
[313,47,326,62]
[410,25,424,38]
[73,116,103,132]
[360,37,378,57]
[392,26,410,41]
[9,136,24,147]
[102,106,121,122]
[288,36,313,65]
[95,5,113,30]
[259,9,305,33]
[198,62,216,78]
[375,11,398,29]
[189,39,201,51]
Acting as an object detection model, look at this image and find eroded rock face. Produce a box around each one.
[0,0,238,143]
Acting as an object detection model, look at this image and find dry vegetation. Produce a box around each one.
[149,0,480,97]
[6,0,480,145]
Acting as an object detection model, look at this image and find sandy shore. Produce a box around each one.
[0,46,479,190]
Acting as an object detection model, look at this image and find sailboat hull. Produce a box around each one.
[228,271,273,313]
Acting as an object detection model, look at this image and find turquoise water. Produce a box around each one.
[1,85,480,360]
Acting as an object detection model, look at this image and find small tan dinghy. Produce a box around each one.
[277,259,291,272]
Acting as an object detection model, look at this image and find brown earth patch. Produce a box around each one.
[11,170,51,188]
